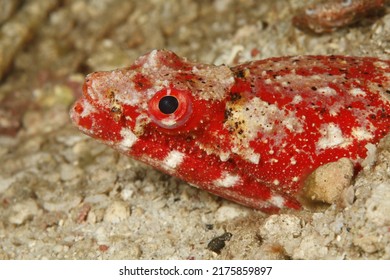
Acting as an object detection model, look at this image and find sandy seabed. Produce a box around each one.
[0,0,389,259]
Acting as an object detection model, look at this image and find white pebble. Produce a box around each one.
[104,201,130,223]
[8,199,39,225]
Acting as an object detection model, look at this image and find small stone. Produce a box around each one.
[259,214,302,240]
[86,211,97,224]
[53,245,66,253]
[207,232,233,254]
[86,169,117,194]
[339,185,355,208]
[0,176,16,193]
[60,163,82,181]
[43,196,82,212]
[353,233,382,254]
[303,157,354,204]
[0,136,16,157]
[98,244,109,252]
[293,236,329,259]
[365,183,390,227]
[103,201,130,223]
[215,203,248,222]
[34,84,74,108]
[94,226,109,243]
[120,188,134,201]
[128,244,142,258]
[8,199,39,225]
[56,134,87,147]
[84,194,109,205]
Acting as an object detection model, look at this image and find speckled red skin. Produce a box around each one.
[293,0,385,34]
[70,50,390,212]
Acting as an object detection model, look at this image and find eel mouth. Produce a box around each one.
[69,76,129,144]
[69,97,96,136]
[69,72,108,133]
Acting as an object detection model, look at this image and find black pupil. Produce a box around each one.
[158,96,179,114]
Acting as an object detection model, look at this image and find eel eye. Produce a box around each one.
[159,96,179,114]
[148,88,192,129]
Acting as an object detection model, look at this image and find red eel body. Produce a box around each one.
[70,50,390,212]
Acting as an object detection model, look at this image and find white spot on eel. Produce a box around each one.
[317,87,337,96]
[268,195,285,208]
[248,152,261,164]
[118,128,138,150]
[214,172,241,188]
[164,150,185,169]
[80,99,97,118]
[317,123,348,150]
[349,88,366,97]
